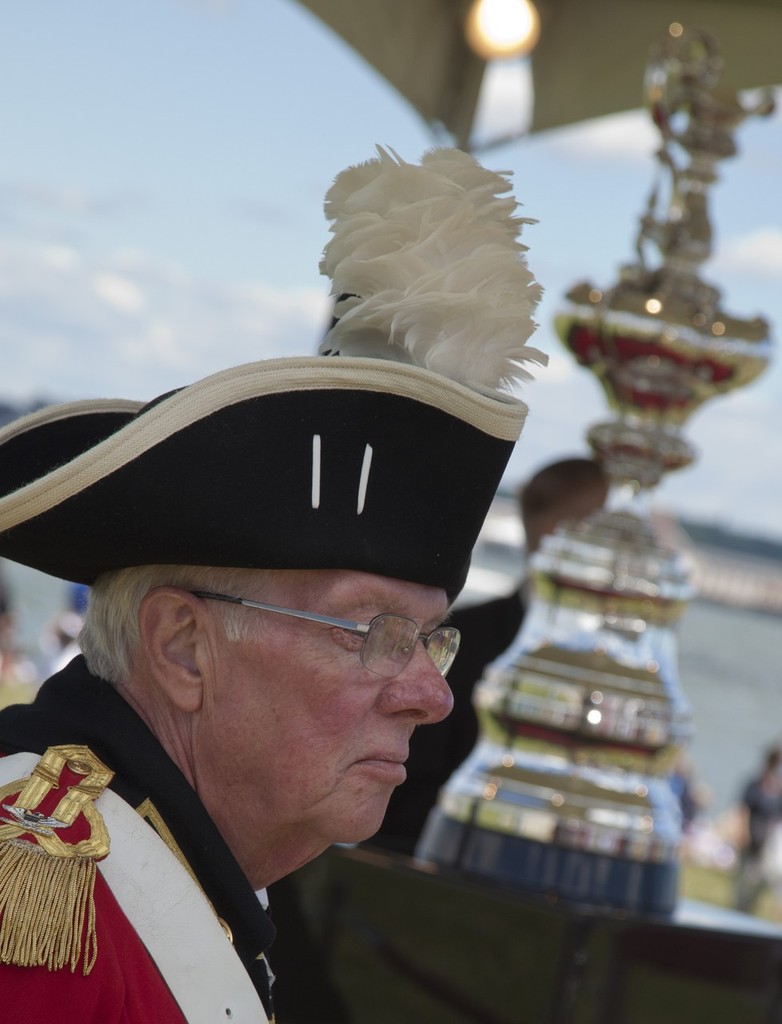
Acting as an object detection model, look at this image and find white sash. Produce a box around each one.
[0,752,269,1024]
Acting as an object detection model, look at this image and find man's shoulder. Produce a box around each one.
[0,746,186,1019]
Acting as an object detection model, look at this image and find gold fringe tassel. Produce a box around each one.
[0,840,97,974]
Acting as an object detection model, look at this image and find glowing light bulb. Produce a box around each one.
[465,0,541,59]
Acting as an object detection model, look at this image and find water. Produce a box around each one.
[2,558,781,817]
[678,599,782,815]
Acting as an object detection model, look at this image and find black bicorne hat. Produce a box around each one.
[0,359,525,596]
[0,146,545,598]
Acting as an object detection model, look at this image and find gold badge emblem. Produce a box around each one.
[0,745,114,974]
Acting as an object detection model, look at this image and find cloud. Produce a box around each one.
[712,228,782,279]
[531,347,580,383]
[93,273,146,313]
[229,197,298,228]
[544,110,658,164]
[0,237,330,403]
[540,87,781,168]
[0,182,146,220]
[42,245,80,271]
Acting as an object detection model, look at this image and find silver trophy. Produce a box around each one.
[418,25,773,914]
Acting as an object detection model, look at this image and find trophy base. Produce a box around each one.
[417,809,680,915]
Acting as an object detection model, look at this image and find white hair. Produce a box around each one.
[80,565,271,685]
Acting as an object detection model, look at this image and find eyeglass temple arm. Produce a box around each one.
[190,590,369,635]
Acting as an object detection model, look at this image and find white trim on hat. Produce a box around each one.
[357,444,373,515]
[0,398,143,444]
[311,433,321,509]
[0,357,527,533]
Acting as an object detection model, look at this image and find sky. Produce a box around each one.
[1,0,781,540]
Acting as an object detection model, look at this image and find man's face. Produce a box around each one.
[193,568,453,885]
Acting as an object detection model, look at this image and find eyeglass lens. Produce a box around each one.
[424,627,460,676]
[361,614,459,677]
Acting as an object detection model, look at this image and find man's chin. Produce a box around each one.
[336,800,396,847]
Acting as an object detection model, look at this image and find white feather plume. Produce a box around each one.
[319,145,546,397]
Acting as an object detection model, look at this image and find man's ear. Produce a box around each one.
[137,587,214,713]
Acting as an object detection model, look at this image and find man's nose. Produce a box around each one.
[377,647,454,723]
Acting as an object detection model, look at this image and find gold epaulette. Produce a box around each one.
[0,745,114,974]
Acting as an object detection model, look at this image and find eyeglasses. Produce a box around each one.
[191,590,460,679]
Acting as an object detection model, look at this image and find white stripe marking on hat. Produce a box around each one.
[357,444,373,515]
[311,434,321,509]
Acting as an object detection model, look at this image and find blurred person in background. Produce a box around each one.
[0,560,38,698]
[734,745,782,914]
[38,582,91,677]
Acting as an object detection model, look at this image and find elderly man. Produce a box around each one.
[0,146,542,1022]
